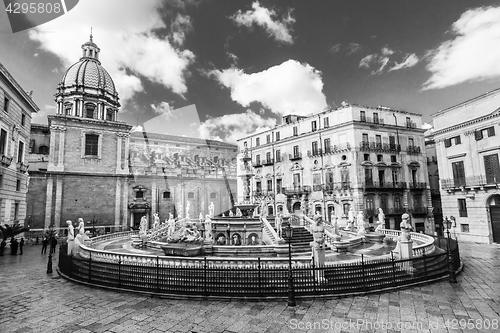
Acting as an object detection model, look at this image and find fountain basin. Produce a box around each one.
[160,243,204,257]
[365,233,386,243]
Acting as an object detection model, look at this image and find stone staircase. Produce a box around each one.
[281,226,314,253]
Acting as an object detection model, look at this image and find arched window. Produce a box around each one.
[38,145,49,155]
[64,104,72,116]
[85,104,95,119]
[106,110,114,121]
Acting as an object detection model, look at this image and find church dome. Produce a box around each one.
[60,59,116,96]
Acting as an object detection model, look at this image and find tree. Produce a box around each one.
[0,223,30,241]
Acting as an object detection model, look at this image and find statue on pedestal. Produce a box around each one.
[167,214,176,240]
[153,213,160,229]
[229,210,234,217]
[66,220,75,255]
[185,201,191,220]
[346,207,355,231]
[275,213,283,239]
[399,213,412,241]
[208,202,215,218]
[332,215,339,235]
[199,212,204,223]
[236,207,242,217]
[204,214,212,240]
[375,208,385,233]
[311,215,325,249]
[356,211,366,236]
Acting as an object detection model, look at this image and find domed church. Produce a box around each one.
[27,35,237,234]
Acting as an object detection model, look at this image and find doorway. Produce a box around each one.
[488,194,500,243]
[292,202,301,214]
[133,213,143,229]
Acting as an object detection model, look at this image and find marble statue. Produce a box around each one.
[378,208,385,225]
[346,207,355,231]
[222,213,226,217]
[167,215,176,240]
[236,207,242,217]
[185,201,191,219]
[209,202,215,217]
[275,213,283,239]
[73,218,88,254]
[400,213,412,241]
[229,210,234,217]
[67,220,75,255]
[332,215,339,235]
[250,235,257,245]
[153,213,160,229]
[199,212,204,223]
[139,216,148,246]
[182,224,202,243]
[204,214,212,240]
[356,211,366,236]
[311,215,325,249]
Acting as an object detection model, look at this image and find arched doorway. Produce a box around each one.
[488,194,500,243]
[292,202,301,214]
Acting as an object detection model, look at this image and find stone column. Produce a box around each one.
[55,127,66,172]
[151,179,157,216]
[115,178,121,228]
[53,176,63,229]
[44,177,53,230]
[122,179,128,230]
[72,100,76,116]
[48,126,58,170]
[116,134,123,173]
[123,134,130,174]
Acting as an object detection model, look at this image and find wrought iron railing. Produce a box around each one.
[441,175,498,189]
[289,153,302,161]
[283,185,312,195]
[408,182,427,190]
[363,181,406,190]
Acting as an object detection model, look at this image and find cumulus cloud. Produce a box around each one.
[198,110,276,143]
[28,0,194,104]
[151,101,175,116]
[424,6,500,90]
[330,43,362,55]
[329,43,342,54]
[171,13,193,46]
[359,47,418,74]
[131,125,144,132]
[231,1,295,44]
[212,60,327,117]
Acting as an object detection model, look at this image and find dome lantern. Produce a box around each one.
[80,30,101,63]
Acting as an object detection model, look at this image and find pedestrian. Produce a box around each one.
[36,235,39,245]
[41,236,48,254]
[0,239,6,256]
[19,237,24,255]
[10,238,18,255]
[50,237,58,254]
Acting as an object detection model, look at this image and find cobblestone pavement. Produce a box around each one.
[0,242,498,333]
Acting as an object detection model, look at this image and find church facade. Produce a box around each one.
[27,36,237,234]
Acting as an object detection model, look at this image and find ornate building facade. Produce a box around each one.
[26,36,236,233]
[432,89,500,243]
[0,62,39,227]
[237,104,434,233]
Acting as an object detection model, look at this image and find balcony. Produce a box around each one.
[323,142,351,154]
[289,152,302,161]
[409,206,428,215]
[262,158,274,166]
[360,117,385,125]
[363,181,406,190]
[307,149,322,157]
[364,208,377,216]
[322,182,351,193]
[275,155,283,163]
[385,207,406,215]
[407,146,422,155]
[441,175,498,190]
[408,182,427,190]
[312,184,322,192]
[252,161,262,168]
[360,142,400,153]
[17,162,29,173]
[283,185,312,196]
[406,121,417,129]
[1,154,13,167]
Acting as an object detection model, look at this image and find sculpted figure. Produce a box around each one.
[199,212,204,223]
[67,220,75,255]
[204,214,212,240]
[153,213,160,229]
[311,215,325,249]
[378,208,385,225]
[332,215,339,235]
[275,213,283,239]
[208,202,215,217]
[185,201,190,219]
[346,207,355,231]
[236,208,242,217]
[400,213,412,241]
[167,216,176,240]
[356,211,366,236]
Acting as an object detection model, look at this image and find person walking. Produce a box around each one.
[41,236,48,254]
[10,238,18,255]
[36,235,39,245]
[50,237,58,254]
[0,240,6,256]
[19,237,24,255]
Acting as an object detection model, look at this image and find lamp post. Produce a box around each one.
[444,216,457,283]
[46,222,54,274]
[284,222,296,307]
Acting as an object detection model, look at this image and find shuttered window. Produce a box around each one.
[85,134,99,156]
[458,198,468,217]
[484,154,500,184]
[444,138,452,147]
[452,161,466,187]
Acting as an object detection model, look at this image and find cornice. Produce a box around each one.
[432,111,500,137]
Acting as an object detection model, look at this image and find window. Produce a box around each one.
[0,128,7,155]
[293,173,301,187]
[365,196,375,211]
[255,182,261,193]
[312,141,318,155]
[313,173,321,185]
[210,192,217,199]
[106,110,113,121]
[394,196,401,210]
[256,138,260,146]
[375,135,382,145]
[392,169,399,184]
[377,154,383,162]
[136,191,143,199]
[360,111,366,122]
[266,151,271,162]
[461,224,470,233]
[21,114,25,126]
[343,203,351,216]
[311,121,317,132]
[85,133,99,156]
[326,171,334,184]
[341,169,349,189]
[275,149,281,162]
[3,96,9,112]
[275,132,280,141]
[408,137,414,147]
[364,168,373,184]
[484,154,500,184]
[38,145,49,155]
[14,202,19,220]
[373,113,379,124]
[267,179,272,191]
[364,153,370,161]
[293,126,298,136]
[266,134,270,143]
[85,104,95,118]
[362,133,368,143]
[0,174,2,188]
[390,155,397,163]
[452,161,466,187]
[324,117,329,128]
[17,141,24,163]
[475,126,496,140]
[276,179,282,194]
[255,155,260,164]
[324,138,331,152]
[293,145,299,158]
[16,179,21,191]
[444,135,461,147]
[64,104,72,115]
[188,192,195,199]
[163,191,171,199]
[458,198,468,217]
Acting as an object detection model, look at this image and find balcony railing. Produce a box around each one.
[360,142,401,153]
[408,182,427,190]
[283,185,312,196]
[1,154,13,167]
[385,207,406,215]
[252,161,262,168]
[322,182,351,192]
[289,153,302,161]
[360,117,385,125]
[364,209,377,216]
[407,146,422,155]
[323,143,351,154]
[17,162,29,173]
[441,175,498,189]
[406,121,417,129]
[312,184,322,192]
[363,181,406,190]
[307,149,322,157]
[409,206,428,215]
[262,158,274,166]
[253,190,275,197]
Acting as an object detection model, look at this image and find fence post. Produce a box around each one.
[361,254,367,291]
[258,257,262,299]
[204,257,208,298]
[118,255,121,288]
[156,256,160,293]
[422,249,427,279]
[88,251,92,283]
[312,255,316,294]
[390,251,396,287]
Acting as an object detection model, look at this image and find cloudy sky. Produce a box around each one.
[1,0,500,142]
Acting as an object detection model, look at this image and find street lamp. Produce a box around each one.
[444,216,457,283]
[46,222,54,274]
[284,222,296,307]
